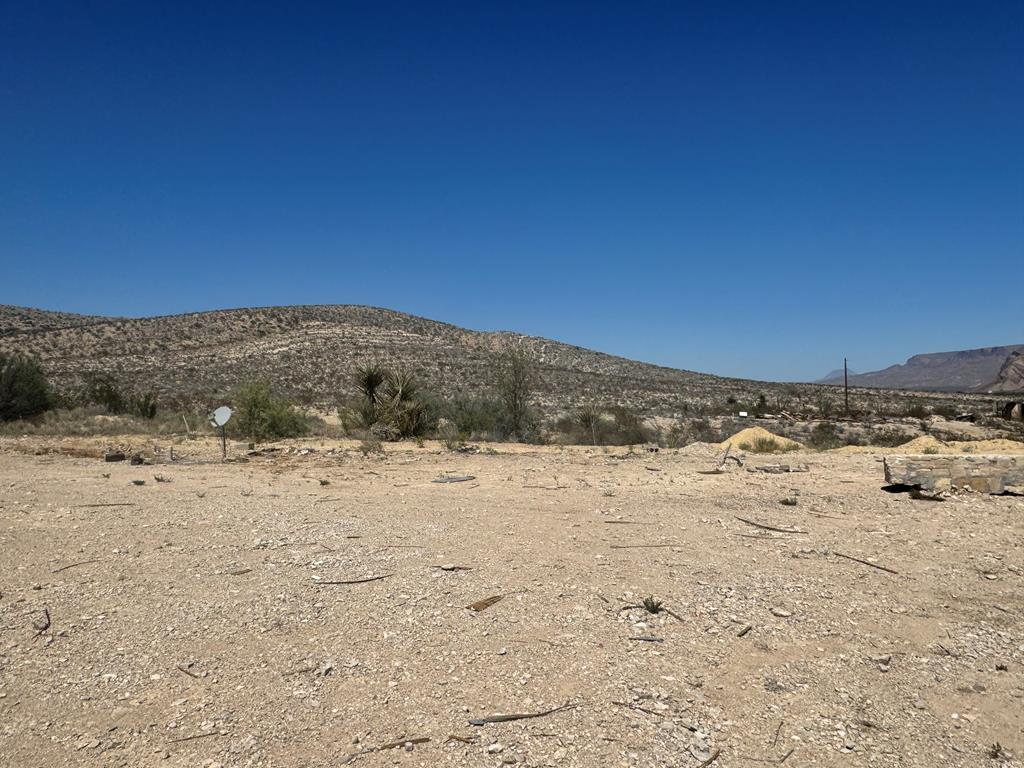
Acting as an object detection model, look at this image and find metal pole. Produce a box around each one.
[220,425,227,462]
[844,357,849,415]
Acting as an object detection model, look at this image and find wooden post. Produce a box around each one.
[220,424,227,462]
[844,358,849,415]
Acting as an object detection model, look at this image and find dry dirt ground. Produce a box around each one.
[1,437,1022,768]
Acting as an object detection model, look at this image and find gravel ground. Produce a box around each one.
[0,438,1022,767]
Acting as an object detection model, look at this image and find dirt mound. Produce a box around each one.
[837,436,1024,454]
[897,435,947,452]
[720,426,802,451]
[674,441,722,458]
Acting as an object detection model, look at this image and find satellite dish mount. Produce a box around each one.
[210,406,233,461]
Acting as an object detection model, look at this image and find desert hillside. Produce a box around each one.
[0,304,1004,414]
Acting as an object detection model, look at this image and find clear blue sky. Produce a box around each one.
[2,2,1022,382]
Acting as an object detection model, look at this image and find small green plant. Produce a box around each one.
[641,596,663,614]
[922,446,939,455]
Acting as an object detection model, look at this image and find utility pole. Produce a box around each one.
[844,357,849,415]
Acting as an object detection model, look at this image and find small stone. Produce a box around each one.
[488,743,504,753]
[770,607,792,618]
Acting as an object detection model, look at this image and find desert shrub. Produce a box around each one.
[77,371,158,418]
[902,401,929,419]
[492,343,539,441]
[807,422,844,450]
[576,405,602,445]
[435,396,503,440]
[868,427,912,447]
[438,420,467,451]
[231,379,308,441]
[666,421,687,448]
[754,393,768,416]
[548,405,654,446]
[358,436,384,456]
[0,353,51,421]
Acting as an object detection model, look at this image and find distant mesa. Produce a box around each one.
[984,351,1024,393]
[816,345,1024,393]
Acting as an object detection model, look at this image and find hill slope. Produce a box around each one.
[819,345,1024,392]
[0,305,743,412]
[0,304,1001,415]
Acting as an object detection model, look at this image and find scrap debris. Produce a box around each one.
[433,475,476,484]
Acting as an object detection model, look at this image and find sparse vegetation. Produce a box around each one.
[807,421,844,450]
[492,342,539,441]
[550,405,654,446]
[0,353,51,422]
[739,436,799,454]
[231,379,308,441]
[358,436,384,456]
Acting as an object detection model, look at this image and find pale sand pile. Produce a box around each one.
[836,435,1024,454]
[720,426,803,451]
[674,441,723,459]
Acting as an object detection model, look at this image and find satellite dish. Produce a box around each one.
[210,406,233,428]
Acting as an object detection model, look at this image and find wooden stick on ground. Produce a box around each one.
[51,559,100,574]
[168,731,224,744]
[314,574,391,586]
[734,516,807,535]
[832,551,899,575]
[469,701,579,726]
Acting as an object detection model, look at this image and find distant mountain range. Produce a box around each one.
[817,345,1024,393]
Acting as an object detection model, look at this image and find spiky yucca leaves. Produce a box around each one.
[353,362,387,426]
[377,368,430,438]
[346,364,432,439]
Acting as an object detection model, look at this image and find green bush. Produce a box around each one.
[0,353,51,421]
[231,380,308,440]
